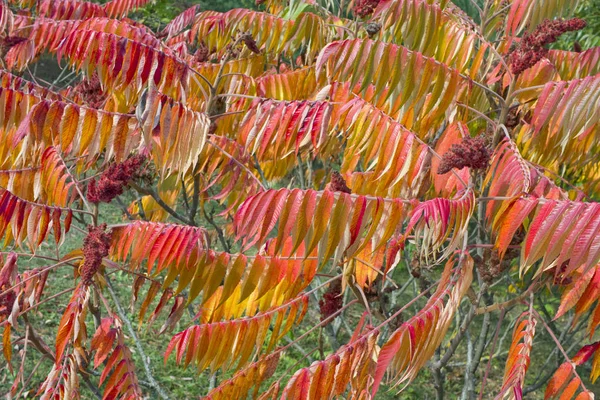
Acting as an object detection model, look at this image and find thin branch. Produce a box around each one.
[265,298,357,363]
[507,84,548,103]
[206,138,266,190]
[104,264,164,287]
[186,68,213,99]
[475,281,540,314]
[374,279,441,332]
[470,302,491,375]
[0,166,41,173]
[0,258,78,300]
[532,308,590,394]
[467,0,483,15]
[114,197,136,221]
[15,357,45,399]
[208,110,246,120]
[21,314,54,360]
[0,185,94,216]
[528,161,591,200]
[459,72,506,106]
[215,93,263,101]
[457,102,498,127]
[483,3,512,29]
[104,277,170,400]
[0,251,60,262]
[264,300,358,385]
[523,306,573,395]
[478,308,506,400]
[1,287,74,332]
[54,149,92,213]
[189,169,202,226]
[180,177,191,212]
[434,306,477,369]
[129,181,193,225]
[81,372,103,400]
[253,154,269,187]
[433,347,445,400]
[326,23,356,37]
[477,196,517,202]
[202,205,231,252]
[487,45,513,83]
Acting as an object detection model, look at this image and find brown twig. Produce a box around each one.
[475,281,540,315]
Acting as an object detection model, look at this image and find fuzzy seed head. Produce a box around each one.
[352,0,380,18]
[509,18,587,75]
[72,74,107,109]
[319,280,343,323]
[80,224,111,286]
[86,155,146,204]
[437,136,490,175]
[327,171,352,194]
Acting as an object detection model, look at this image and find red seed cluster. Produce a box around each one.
[388,311,404,332]
[478,251,507,285]
[505,107,520,129]
[81,224,111,286]
[0,36,27,53]
[327,171,351,194]
[352,0,380,18]
[73,74,107,109]
[87,155,146,204]
[553,261,573,286]
[319,280,343,323]
[479,230,525,284]
[240,32,261,54]
[193,41,210,63]
[0,289,15,318]
[0,277,15,317]
[509,18,587,75]
[0,254,17,318]
[437,136,490,175]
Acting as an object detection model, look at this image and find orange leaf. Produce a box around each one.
[2,324,11,364]
[545,363,573,399]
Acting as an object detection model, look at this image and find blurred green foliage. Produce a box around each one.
[553,0,600,50]
[451,0,484,23]
[131,0,254,31]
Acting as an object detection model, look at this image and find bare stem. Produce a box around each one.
[105,277,170,400]
[478,308,506,400]
[475,281,540,315]
[129,181,193,225]
[532,308,590,394]
[56,150,93,213]
[189,167,201,225]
